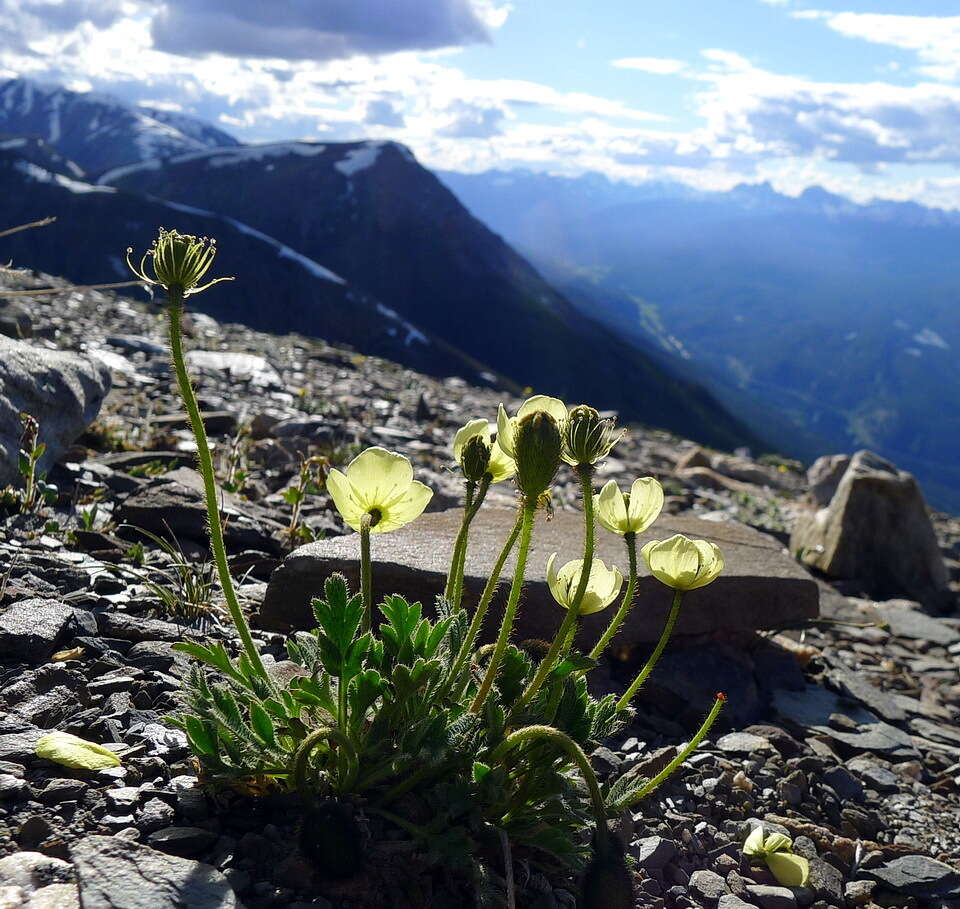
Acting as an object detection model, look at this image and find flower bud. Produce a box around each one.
[513,410,561,500]
[562,405,622,467]
[127,228,233,298]
[461,434,492,483]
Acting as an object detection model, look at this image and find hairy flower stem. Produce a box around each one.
[470,502,537,714]
[290,726,359,793]
[360,516,373,634]
[491,725,610,856]
[617,590,683,710]
[511,465,596,710]
[445,474,491,608]
[623,694,726,806]
[588,533,638,660]
[166,293,267,682]
[440,507,523,704]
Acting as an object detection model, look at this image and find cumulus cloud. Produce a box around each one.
[611,57,687,75]
[793,12,960,82]
[365,97,405,127]
[150,0,503,61]
[438,99,505,137]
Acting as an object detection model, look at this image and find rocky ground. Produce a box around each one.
[2,270,960,909]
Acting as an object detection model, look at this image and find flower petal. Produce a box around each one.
[596,480,629,534]
[766,852,809,888]
[642,535,703,590]
[452,419,490,464]
[326,468,365,532]
[546,552,563,606]
[687,539,724,590]
[36,732,121,770]
[375,480,433,532]
[742,826,766,857]
[517,394,567,425]
[345,447,414,511]
[487,440,516,483]
[497,403,516,458]
[627,477,664,533]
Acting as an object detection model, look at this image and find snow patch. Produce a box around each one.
[335,144,382,178]
[375,302,429,347]
[161,199,345,285]
[13,158,115,194]
[913,328,949,350]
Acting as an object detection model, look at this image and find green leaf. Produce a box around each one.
[184,716,217,756]
[472,761,492,783]
[36,732,121,770]
[347,669,385,724]
[249,703,276,747]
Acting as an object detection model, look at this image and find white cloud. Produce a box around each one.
[795,11,960,82]
[611,57,687,75]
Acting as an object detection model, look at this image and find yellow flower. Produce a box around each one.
[452,419,515,483]
[326,447,432,533]
[641,534,723,591]
[496,395,567,460]
[546,553,623,614]
[595,477,664,535]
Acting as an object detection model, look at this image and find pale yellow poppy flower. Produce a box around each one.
[546,552,623,614]
[641,534,723,591]
[452,418,515,483]
[595,477,664,535]
[496,395,567,460]
[327,447,432,533]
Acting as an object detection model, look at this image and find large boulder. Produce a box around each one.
[791,450,952,612]
[258,508,819,647]
[0,335,111,486]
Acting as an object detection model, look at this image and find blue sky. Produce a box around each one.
[3,1,960,205]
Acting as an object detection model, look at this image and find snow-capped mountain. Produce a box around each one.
[0,78,238,175]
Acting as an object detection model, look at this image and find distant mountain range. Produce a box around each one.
[0,77,238,173]
[0,77,760,455]
[440,169,960,511]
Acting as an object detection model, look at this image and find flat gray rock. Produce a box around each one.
[863,854,960,897]
[71,835,241,909]
[0,335,111,486]
[259,508,819,647]
[0,599,77,663]
[876,601,957,645]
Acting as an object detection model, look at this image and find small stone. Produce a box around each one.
[105,787,141,812]
[690,869,728,901]
[0,600,77,663]
[717,732,772,754]
[718,897,756,909]
[807,857,844,905]
[635,835,678,869]
[820,766,864,802]
[590,746,622,776]
[138,798,175,833]
[39,778,87,805]
[147,825,217,858]
[745,884,797,909]
[844,880,876,906]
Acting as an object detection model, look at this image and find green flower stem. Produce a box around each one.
[360,517,373,634]
[166,294,267,682]
[490,724,609,856]
[470,502,537,714]
[445,474,491,609]
[588,532,638,661]
[510,464,595,710]
[441,506,523,703]
[290,726,359,793]
[570,464,596,613]
[513,605,579,713]
[617,589,683,710]
[621,694,726,806]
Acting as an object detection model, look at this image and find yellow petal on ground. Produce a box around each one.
[50,647,84,662]
[742,826,766,857]
[36,732,121,770]
[762,833,793,854]
[766,852,810,888]
[325,468,365,532]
